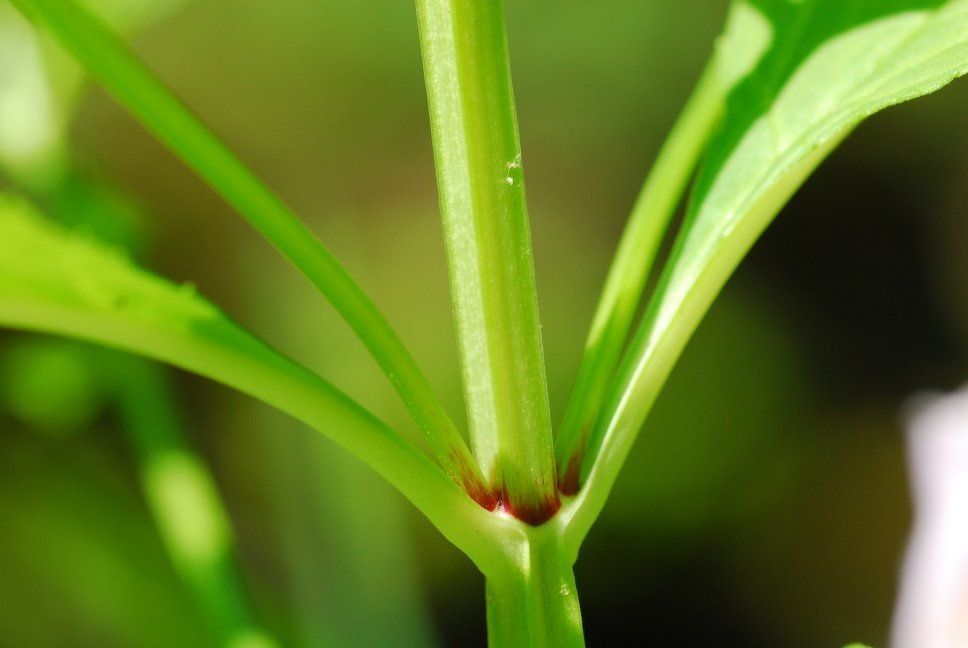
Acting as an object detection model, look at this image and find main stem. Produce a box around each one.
[486,528,585,648]
[414,0,558,522]
[413,2,583,644]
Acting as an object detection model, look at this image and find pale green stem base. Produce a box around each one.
[485,530,585,647]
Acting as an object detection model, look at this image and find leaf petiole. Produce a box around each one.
[7,0,490,503]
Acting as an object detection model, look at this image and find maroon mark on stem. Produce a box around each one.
[558,429,588,496]
[453,452,563,525]
[499,487,561,526]
[464,476,500,511]
[558,450,584,496]
[454,452,500,511]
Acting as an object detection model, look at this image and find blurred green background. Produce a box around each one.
[1,1,966,646]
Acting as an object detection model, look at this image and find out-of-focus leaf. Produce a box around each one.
[0,426,211,646]
[114,357,279,647]
[0,0,190,178]
[0,194,306,399]
[569,0,968,548]
[0,338,107,435]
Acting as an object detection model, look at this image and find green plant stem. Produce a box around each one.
[556,0,776,492]
[554,61,726,493]
[562,134,847,554]
[0,298,513,573]
[115,357,276,648]
[485,526,584,648]
[414,0,557,522]
[7,0,489,502]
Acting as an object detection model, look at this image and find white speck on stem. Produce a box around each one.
[505,154,521,186]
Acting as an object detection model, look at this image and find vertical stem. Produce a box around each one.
[414,0,558,523]
[486,530,585,647]
[115,358,277,647]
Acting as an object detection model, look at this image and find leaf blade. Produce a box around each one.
[554,2,773,492]
[566,0,968,549]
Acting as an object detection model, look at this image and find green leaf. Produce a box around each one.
[565,0,968,548]
[0,0,190,180]
[7,0,489,502]
[555,1,771,492]
[0,194,508,571]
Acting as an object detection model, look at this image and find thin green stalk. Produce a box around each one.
[7,0,490,504]
[554,62,726,494]
[485,535,584,648]
[115,358,276,648]
[556,0,781,496]
[0,297,513,571]
[414,0,557,523]
[561,134,847,555]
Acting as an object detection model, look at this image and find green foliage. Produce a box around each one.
[0,0,188,181]
[0,427,214,646]
[0,339,106,434]
[554,0,768,491]
[2,0,967,645]
[563,0,968,549]
[0,194,499,567]
[115,358,276,647]
[6,0,487,500]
